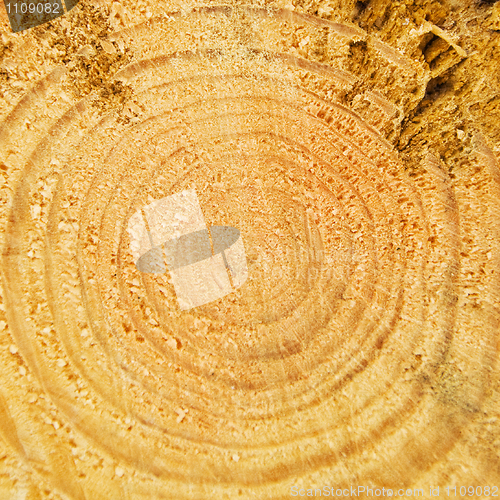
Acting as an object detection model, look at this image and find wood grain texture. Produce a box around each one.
[0,0,499,498]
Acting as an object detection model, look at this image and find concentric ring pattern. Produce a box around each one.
[0,3,499,499]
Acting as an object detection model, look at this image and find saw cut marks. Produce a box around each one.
[0,4,499,499]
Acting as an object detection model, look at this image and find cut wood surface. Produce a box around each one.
[0,0,499,498]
